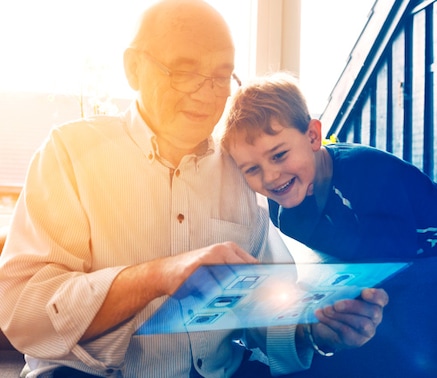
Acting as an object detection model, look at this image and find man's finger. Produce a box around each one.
[229,242,259,263]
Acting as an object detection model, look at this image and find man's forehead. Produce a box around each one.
[152,30,235,69]
[158,18,233,50]
[144,0,234,49]
[165,41,233,59]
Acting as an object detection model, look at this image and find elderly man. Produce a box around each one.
[0,1,387,377]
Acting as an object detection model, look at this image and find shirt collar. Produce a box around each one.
[124,101,215,165]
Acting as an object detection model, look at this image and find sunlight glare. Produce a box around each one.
[0,0,251,99]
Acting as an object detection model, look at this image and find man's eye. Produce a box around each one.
[213,76,231,88]
[171,72,198,84]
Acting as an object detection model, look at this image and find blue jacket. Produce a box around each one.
[269,143,437,261]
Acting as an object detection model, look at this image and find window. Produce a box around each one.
[0,0,253,190]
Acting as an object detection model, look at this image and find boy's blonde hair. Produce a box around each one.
[222,71,311,150]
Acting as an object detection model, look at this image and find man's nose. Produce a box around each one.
[191,79,216,101]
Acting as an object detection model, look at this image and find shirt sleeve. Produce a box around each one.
[0,131,131,368]
[267,325,313,376]
[404,164,437,256]
[244,216,313,375]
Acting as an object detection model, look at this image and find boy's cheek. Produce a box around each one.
[246,177,262,194]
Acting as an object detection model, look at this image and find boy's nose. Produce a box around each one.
[263,168,281,185]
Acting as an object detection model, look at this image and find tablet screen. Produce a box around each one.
[136,261,410,335]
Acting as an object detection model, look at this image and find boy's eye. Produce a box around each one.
[244,166,259,175]
[272,151,287,161]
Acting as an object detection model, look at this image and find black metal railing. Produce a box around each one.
[325,0,437,181]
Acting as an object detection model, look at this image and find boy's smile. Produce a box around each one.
[269,177,295,194]
[229,119,322,208]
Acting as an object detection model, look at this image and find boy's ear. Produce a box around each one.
[124,48,141,91]
[307,119,323,150]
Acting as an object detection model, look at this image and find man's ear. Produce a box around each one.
[124,48,140,91]
[307,119,323,150]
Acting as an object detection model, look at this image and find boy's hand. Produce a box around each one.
[310,288,389,352]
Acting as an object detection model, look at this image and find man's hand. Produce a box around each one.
[310,288,389,352]
[82,241,257,340]
[163,241,259,295]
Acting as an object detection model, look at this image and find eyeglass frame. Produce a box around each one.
[137,50,241,96]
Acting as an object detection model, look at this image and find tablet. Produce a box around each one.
[135,261,410,335]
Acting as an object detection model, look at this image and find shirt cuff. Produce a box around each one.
[267,325,313,376]
[47,266,129,365]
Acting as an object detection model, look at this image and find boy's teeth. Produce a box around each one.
[273,179,292,193]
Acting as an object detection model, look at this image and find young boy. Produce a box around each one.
[222,71,437,376]
[222,71,437,261]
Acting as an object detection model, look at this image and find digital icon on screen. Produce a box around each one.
[186,313,223,325]
[327,273,356,286]
[207,295,244,309]
[300,291,333,304]
[225,275,266,290]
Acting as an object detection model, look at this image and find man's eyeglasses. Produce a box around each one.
[139,50,241,97]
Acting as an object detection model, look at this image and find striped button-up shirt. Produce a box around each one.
[0,102,312,377]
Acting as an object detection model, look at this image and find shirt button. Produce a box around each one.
[177,214,185,223]
[197,358,203,368]
[175,169,180,177]
[148,152,153,160]
[105,368,115,376]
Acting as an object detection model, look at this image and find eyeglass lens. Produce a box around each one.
[170,72,231,96]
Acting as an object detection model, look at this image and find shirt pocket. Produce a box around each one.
[192,218,253,253]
